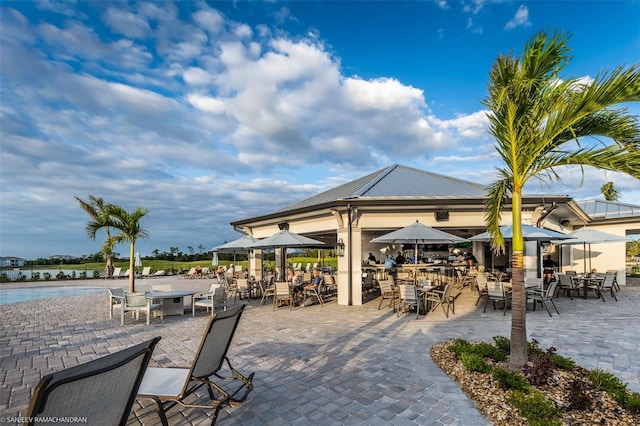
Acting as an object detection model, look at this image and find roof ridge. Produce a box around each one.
[350,164,399,198]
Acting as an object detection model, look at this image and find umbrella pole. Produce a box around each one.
[414,241,418,285]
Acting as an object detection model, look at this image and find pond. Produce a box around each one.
[0,286,104,305]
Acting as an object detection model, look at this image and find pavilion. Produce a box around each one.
[230,164,639,305]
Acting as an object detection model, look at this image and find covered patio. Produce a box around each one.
[230,164,624,305]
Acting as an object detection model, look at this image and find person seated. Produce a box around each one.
[287,268,302,303]
[191,265,203,278]
[302,269,322,306]
[543,255,558,285]
[227,264,236,277]
[395,251,406,265]
[367,252,377,264]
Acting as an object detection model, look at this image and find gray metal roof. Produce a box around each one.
[576,199,640,220]
[273,164,487,214]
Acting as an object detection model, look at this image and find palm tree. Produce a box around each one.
[483,30,640,370]
[75,196,116,277]
[95,205,150,292]
[600,181,621,201]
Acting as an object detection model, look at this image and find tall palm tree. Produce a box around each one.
[600,181,621,201]
[483,30,640,370]
[96,205,150,292]
[75,196,115,276]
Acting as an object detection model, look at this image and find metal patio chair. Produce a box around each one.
[26,337,160,426]
[137,305,254,425]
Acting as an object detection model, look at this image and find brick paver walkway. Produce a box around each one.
[1,276,639,425]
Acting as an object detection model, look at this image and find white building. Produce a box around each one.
[231,164,639,305]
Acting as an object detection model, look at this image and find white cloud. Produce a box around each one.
[505,5,531,30]
[103,6,151,38]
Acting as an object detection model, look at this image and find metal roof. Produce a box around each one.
[272,164,487,214]
[576,199,640,220]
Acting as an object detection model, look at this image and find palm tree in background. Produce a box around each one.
[483,30,640,370]
[600,181,621,201]
[75,196,115,276]
[100,205,150,292]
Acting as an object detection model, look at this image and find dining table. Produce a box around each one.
[146,290,196,316]
[570,275,603,299]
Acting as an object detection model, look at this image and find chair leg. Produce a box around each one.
[550,299,559,314]
[542,300,553,317]
[483,296,490,313]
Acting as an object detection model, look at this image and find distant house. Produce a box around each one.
[0,257,26,267]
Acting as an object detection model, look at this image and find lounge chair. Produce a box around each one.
[137,305,254,425]
[110,267,122,279]
[140,266,151,278]
[25,337,160,426]
[152,269,166,278]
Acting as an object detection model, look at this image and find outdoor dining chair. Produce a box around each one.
[598,273,618,302]
[193,285,227,316]
[557,274,578,299]
[377,279,398,311]
[122,292,163,326]
[137,305,254,426]
[397,284,422,319]
[528,279,560,317]
[424,282,454,318]
[483,282,511,316]
[108,287,125,320]
[273,281,293,311]
[26,337,160,426]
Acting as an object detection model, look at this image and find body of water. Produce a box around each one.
[0,286,104,305]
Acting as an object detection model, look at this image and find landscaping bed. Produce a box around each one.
[431,338,640,425]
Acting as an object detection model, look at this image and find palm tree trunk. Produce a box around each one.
[128,244,136,293]
[509,191,528,370]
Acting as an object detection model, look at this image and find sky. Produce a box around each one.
[1,1,639,260]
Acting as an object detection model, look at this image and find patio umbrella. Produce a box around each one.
[371,220,467,284]
[247,230,325,280]
[469,224,575,242]
[134,252,141,275]
[553,228,628,273]
[211,235,259,264]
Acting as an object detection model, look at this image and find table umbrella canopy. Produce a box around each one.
[371,221,467,245]
[248,229,325,249]
[552,227,629,245]
[553,227,628,273]
[210,235,259,253]
[469,224,575,242]
[247,230,325,279]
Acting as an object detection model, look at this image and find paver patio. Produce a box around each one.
[1,276,638,425]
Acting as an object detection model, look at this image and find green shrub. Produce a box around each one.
[625,392,640,413]
[43,272,51,280]
[460,353,492,373]
[588,369,628,401]
[31,272,41,281]
[493,367,531,392]
[551,354,576,371]
[508,390,562,426]
[493,335,510,353]
[448,338,474,359]
[472,342,507,361]
[588,369,639,410]
[93,270,101,278]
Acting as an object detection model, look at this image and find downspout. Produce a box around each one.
[347,204,353,306]
[536,202,557,227]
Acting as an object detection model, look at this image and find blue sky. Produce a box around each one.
[1,1,639,260]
